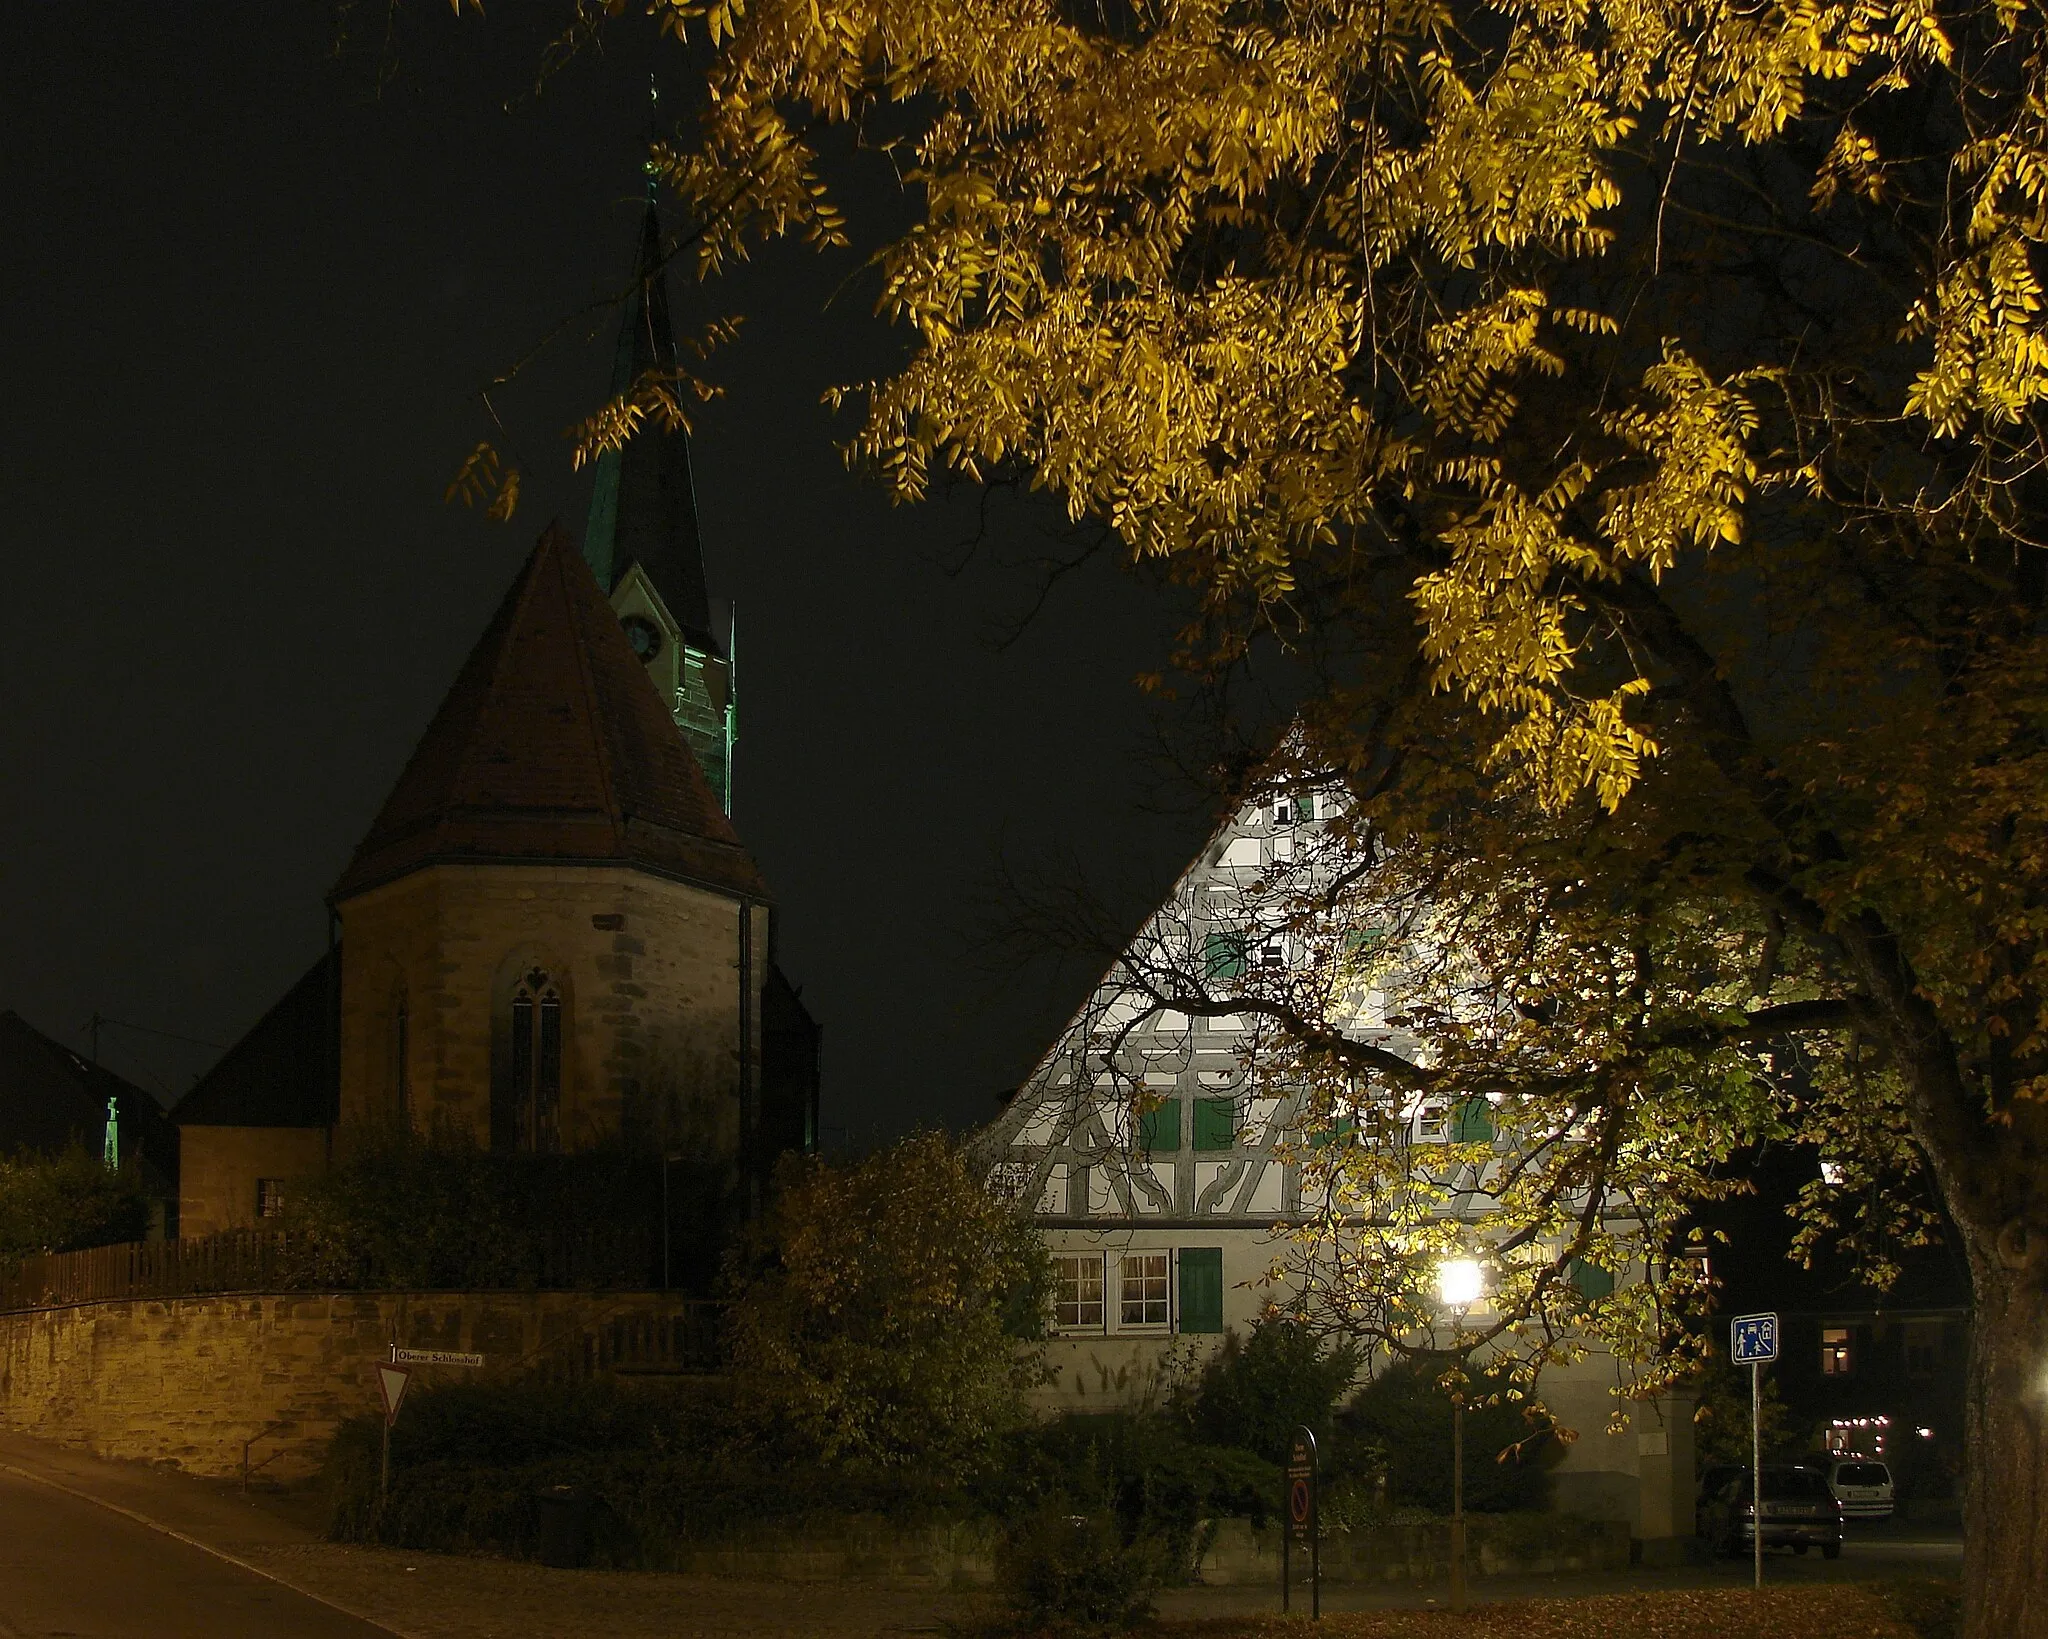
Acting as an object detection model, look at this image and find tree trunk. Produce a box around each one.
[1964,1234,2048,1639]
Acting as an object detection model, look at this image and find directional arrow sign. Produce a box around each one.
[377,1363,412,1427]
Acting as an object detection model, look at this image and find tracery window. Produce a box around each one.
[505,968,562,1153]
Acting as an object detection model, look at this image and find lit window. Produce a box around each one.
[1053,1255,1104,1330]
[1821,1328,1853,1375]
[256,1179,285,1219]
[1119,1252,1171,1328]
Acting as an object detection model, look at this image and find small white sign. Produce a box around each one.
[391,1348,486,1368]
[376,1363,412,1426]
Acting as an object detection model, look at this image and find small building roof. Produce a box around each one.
[0,1011,177,1185]
[171,949,339,1130]
[330,524,769,904]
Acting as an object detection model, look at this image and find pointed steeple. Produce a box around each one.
[331,525,766,904]
[583,192,716,649]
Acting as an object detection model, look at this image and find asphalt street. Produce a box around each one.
[0,1463,396,1639]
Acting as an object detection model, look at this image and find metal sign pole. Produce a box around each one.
[1451,1395,1466,1614]
[1282,1487,1291,1614]
[1752,1359,1763,1591]
[380,1417,391,1505]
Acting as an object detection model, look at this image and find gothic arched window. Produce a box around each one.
[505,968,562,1154]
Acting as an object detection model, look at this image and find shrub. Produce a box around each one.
[0,1147,148,1268]
[276,1128,685,1291]
[1338,1355,1552,1513]
[1181,1316,1361,1462]
[722,1134,1051,1478]
[994,1507,1168,1634]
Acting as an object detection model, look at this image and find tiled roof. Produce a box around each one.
[171,949,338,1129]
[331,524,768,903]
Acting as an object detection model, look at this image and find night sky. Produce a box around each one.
[2,4,1212,1140]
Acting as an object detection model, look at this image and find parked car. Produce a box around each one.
[1697,1464,1845,1558]
[1827,1458,1896,1520]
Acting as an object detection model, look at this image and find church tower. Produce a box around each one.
[583,188,735,813]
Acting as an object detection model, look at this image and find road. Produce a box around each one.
[0,1463,397,1639]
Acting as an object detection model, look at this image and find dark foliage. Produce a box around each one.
[1181,1318,1361,1463]
[325,1377,1276,1579]
[1337,1356,1553,1513]
[0,1147,148,1269]
[994,1507,1169,1633]
[276,1129,712,1291]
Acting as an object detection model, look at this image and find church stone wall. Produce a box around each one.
[0,1289,684,1482]
[336,863,767,1162]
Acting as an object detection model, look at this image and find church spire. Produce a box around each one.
[581,108,737,815]
[582,152,715,647]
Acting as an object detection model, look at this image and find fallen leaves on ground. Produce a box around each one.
[1152,1584,1939,1639]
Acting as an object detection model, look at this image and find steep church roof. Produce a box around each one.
[330,525,769,903]
[583,196,717,651]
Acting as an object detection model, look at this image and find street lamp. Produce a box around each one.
[1435,1258,1485,1615]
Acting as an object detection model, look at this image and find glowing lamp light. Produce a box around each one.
[1437,1258,1485,1309]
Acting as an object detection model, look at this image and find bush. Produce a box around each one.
[322,1376,972,1562]
[722,1134,1051,1478]
[0,1147,148,1268]
[983,1412,1276,1577]
[1337,1355,1552,1513]
[276,1129,685,1291]
[995,1507,1168,1634]
[1181,1316,1360,1463]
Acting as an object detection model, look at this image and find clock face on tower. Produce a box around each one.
[620,615,665,664]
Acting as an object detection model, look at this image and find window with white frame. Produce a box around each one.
[1118,1252,1172,1328]
[1417,1100,1449,1140]
[1052,1254,1105,1330]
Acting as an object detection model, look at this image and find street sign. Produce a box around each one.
[1282,1427,1320,1619]
[1731,1312,1779,1365]
[376,1363,412,1427]
[391,1348,485,1368]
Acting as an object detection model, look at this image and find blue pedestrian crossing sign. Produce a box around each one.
[1731,1312,1779,1365]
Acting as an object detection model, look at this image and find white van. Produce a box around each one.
[1827,1459,1895,1519]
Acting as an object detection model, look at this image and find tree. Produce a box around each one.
[722,1134,1051,1476]
[451,0,2048,1625]
[0,1147,147,1270]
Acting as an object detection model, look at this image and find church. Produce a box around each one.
[171,193,819,1251]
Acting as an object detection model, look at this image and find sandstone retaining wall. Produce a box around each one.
[0,1290,684,1482]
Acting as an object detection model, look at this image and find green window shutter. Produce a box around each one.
[1139,1101,1182,1154]
[1569,1259,1615,1301]
[1178,1248,1224,1334]
[1203,931,1248,980]
[1451,1096,1494,1143]
[1309,1113,1357,1149]
[1192,1097,1237,1151]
